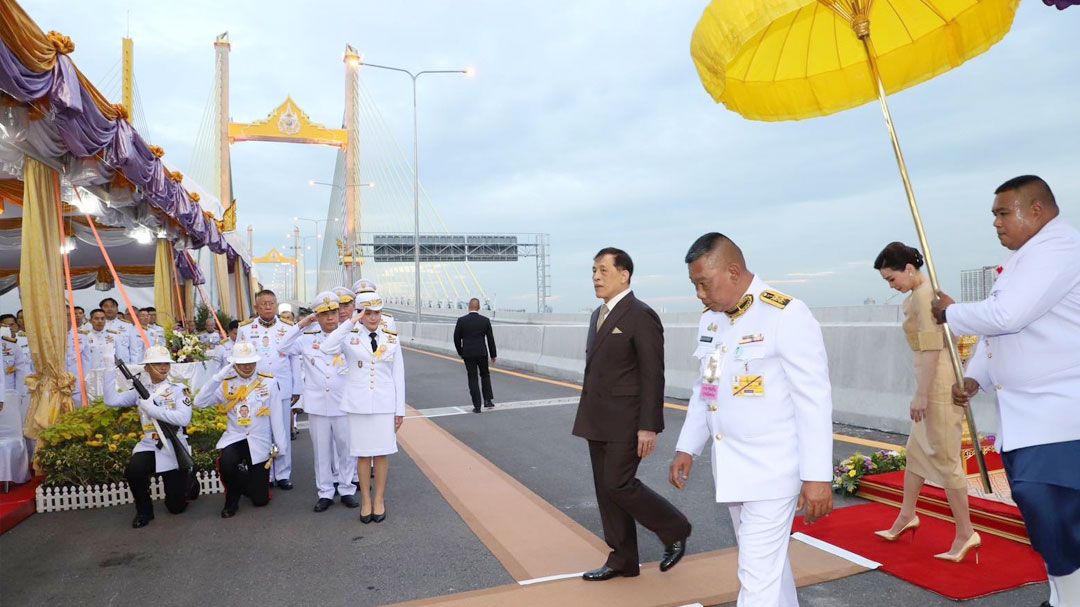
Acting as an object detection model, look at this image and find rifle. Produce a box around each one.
[115,357,195,474]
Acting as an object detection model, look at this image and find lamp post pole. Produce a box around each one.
[357,61,470,324]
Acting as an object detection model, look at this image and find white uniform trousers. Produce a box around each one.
[270,397,293,482]
[728,495,800,607]
[309,414,356,499]
[1051,567,1080,607]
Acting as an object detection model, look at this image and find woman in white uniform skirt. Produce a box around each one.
[322,291,405,523]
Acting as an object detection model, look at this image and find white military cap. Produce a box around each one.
[352,279,377,294]
[227,341,262,364]
[277,303,293,315]
[312,291,340,314]
[331,286,355,305]
[355,291,384,312]
[141,345,174,365]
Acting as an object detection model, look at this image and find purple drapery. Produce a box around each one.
[1043,0,1079,8]
[175,250,206,286]
[0,39,237,259]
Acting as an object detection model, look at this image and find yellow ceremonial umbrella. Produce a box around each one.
[691,0,1021,491]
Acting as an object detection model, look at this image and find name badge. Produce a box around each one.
[732,375,764,397]
[700,384,719,401]
[699,335,713,343]
[739,334,764,344]
[238,417,252,427]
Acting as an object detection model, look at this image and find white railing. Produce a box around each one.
[35,470,223,513]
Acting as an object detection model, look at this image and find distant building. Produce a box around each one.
[960,266,999,302]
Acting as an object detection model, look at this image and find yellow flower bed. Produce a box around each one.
[37,399,230,487]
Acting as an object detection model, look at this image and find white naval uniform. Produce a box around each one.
[675,277,833,607]
[194,370,286,465]
[102,370,192,472]
[80,328,124,400]
[199,331,222,347]
[103,318,138,363]
[237,317,301,480]
[321,319,405,457]
[145,325,166,347]
[279,324,357,499]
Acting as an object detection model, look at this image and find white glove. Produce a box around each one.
[212,363,235,383]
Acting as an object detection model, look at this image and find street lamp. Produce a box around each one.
[357,59,471,324]
[294,216,340,286]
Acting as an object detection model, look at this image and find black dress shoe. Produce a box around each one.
[660,538,687,572]
[277,479,294,490]
[186,479,201,501]
[484,399,495,408]
[221,507,238,518]
[131,514,153,528]
[340,494,359,508]
[1039,602,1052,607]
[472,406,481,413]
[290,429,299,441]
[582,565,639,581]
[313,498,333,512]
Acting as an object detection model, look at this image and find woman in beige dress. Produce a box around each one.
[873,242,979,563]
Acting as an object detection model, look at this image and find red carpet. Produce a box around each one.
[858,468,1029,543]
[0,476,40,535]
[792,502,1046,600]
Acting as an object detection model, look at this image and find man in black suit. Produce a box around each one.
[453,298,497,414]
[572,247,691,581]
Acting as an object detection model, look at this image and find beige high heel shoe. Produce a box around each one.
[874,515,921,542]
[934,532,982,564]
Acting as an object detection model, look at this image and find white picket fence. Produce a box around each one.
[35,470,223,513]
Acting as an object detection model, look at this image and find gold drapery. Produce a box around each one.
[214,253,232,315]
[248,269,260,313]
[153,240,180,331]
[0,0,125,121]
[20,157,74,440]
[182,279,195,324]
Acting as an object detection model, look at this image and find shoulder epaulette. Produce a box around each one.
[382,312,394,318]
[702,306,711,314]
[106,328,121,334]
[303,329,320,335]
[382,328,398,336]
[78,330,89,335]
[223,375,238,381]
[1,336,15,343]
[760,289,793,309]
[121,317,133,324]
[239,319,254,327]
[350,327,360,333]
[279,318,295,326]
[257,371,274,378]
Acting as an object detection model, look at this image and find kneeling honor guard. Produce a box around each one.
[670,233,834,607]
[103,346,198,528]
[195,341,287,518]
[279,291,359,512]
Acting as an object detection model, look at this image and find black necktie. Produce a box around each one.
[369,332,378,353]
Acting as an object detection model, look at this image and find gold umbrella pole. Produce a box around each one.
[852,17,992,493]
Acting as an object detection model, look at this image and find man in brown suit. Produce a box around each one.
[572,247,691,581]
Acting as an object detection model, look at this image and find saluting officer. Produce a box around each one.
[670,233,834,607]
[279,291,360,512]
[236,289,301,490]
[322,291,405,524]
[103,345,197,528]
[195,341,287,518]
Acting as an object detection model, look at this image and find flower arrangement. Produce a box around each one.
[165,330,209,362]
[832,449,907,495]
[36,402,229,487]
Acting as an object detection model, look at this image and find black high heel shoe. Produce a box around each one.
[360,508,373,524]
[372,509,386,523]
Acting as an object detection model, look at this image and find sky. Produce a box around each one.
[20,1,1080,313]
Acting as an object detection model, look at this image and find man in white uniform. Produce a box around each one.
[932,176,1080,607]
[237,289,300,490]
[670,233,834,607]
[279,291,360,511]
[80,309,128,399]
